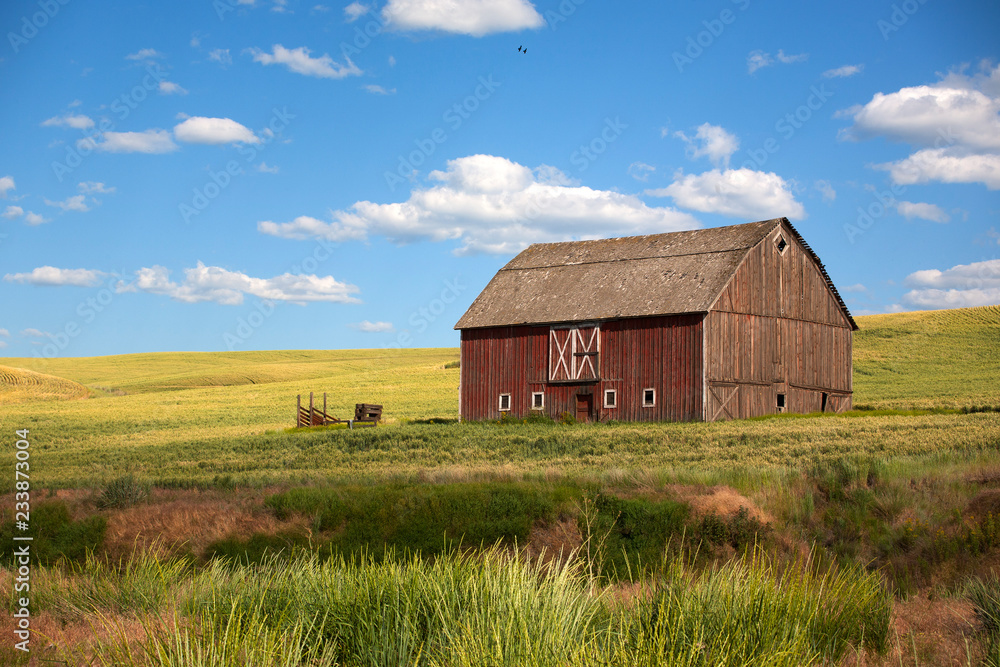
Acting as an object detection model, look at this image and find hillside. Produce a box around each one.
[0,364,90,403]
[853,305,1000,409]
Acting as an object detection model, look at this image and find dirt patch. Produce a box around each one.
[525,517,583,563]
[966,489,1000,519]
[102,488,308,560]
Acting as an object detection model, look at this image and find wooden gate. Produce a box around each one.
[708,382,740,421]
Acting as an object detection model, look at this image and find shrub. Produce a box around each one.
[97,473,149,509]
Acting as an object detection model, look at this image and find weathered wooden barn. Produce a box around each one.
[454,217,857,422]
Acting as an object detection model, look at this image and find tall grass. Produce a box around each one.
[66,545,889,666]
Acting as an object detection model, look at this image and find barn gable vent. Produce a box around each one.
[775,234,788,254]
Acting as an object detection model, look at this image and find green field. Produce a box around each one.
[0,306,998,488]
[2,306,1000,665]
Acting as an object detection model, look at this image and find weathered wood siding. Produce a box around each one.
[460,315,703,422]
[704,224,853,420]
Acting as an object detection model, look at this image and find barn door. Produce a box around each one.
[576,393,593,422]
[549,325,600,382]
[708,382,740,421]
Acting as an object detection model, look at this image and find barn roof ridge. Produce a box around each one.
[496,246,757,272]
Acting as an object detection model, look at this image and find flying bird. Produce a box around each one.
[518,45,523,52]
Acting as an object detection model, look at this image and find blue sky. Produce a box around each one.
[1,0,998,359]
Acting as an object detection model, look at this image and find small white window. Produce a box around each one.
[531,392,544,410]
[604,389,617,409]
[642,388,656,407]
[499,394,511,411]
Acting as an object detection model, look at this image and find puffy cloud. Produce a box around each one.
[173,116,259,145]
[382,0,544,36]
[896,201,950,223]
[0,328,8,336]
[841,63,1000,190]
[249,44,361,79]
[344,1,369,21]
[648,168,806,220]
[363,84,396,95]
[125,48,163,60]
[23,211,48,225]
[0,175,15,197]
[209,48,232,65]
[78,181,115,194]
[21,328,50,337]
[44,194,90,212]
[823,64,864,78]
[841,283,868,293]
[2,205,23,219]
[80,129,179,153]
[4,266,107,287]
[776,49,808,64]
[259,154,701,256]
[117,263,361,305]
[159,81,188,95]
[41,114,95,129]
[876,148,1000,190]
[901,259,1000,309]
[674,123,739,169]
[814,180,836,202]
[351,320,395,333]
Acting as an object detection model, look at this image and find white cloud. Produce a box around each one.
[118,263,361,305]
[747,50,773,74]
[363,84,396,95]
[2,205,23,219]
[257,162,280,174]
[81,129,179,153]
[842,63,1000,190]
[388,55,396,67]
[344,1,369,21]
[901,258,1000,309]
[823,64,864,78]
[0,329,9,337]
[174,116,259,145]
[0,341,7,349]
[23,211,48,225]
[776,49,808,64]
[0,175,14,198]
[209,48,232,65]
[125,48,162,60]
[841,283,868,293]
[41,114,95,130]
[896,200,950,223]
[381,0,544,36]
[814,180,836,202]
[674,123,739,169]
[249,44,361,79]
[4,266,107,287]
[648,168,806,221]
[627,162,655,182]
[44,194,90,212]
[259,154,700,256]
[21,328,50,338]
[351,320,395,333]
[159,81,188,95]
[78,181,115,194]
[876,148,1000,190]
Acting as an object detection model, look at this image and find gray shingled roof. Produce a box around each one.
[455,218,857,330]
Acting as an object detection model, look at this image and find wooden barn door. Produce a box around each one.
[576,393,593,422]
[708,382,740,421]
[549,325,600,382]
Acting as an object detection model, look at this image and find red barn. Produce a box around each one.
[454,218,857,422]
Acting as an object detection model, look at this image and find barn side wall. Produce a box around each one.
[459,314,703,422]
[703,223,853,420]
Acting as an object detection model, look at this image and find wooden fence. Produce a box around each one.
[296,393,382,429]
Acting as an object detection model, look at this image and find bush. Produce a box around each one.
[97,473,149,509]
